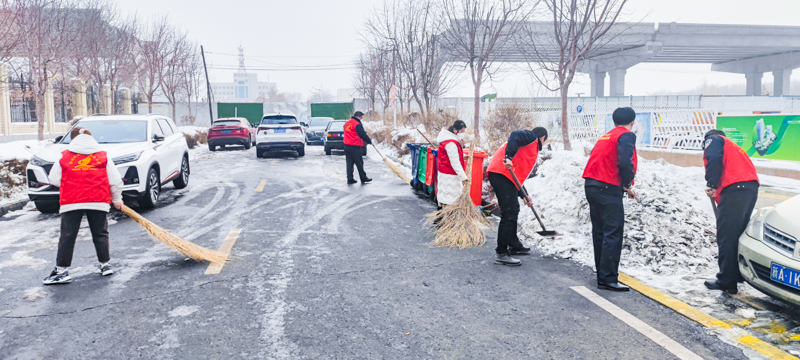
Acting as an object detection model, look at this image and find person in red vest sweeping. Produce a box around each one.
[702,129,759,294]
[343,111,373,184]
[43,127,123,285]
[582,107,638,292]
[487,127,548,266]
[435,120,469,208]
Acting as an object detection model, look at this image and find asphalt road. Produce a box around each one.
[0,145,749,359]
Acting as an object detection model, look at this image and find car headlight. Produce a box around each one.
[745,207,773,241]
[29,155,53,167]
[112,151,144,165]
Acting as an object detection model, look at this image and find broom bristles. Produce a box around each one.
[383,157,412,183]
[122,205,228,263]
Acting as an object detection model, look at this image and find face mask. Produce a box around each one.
[457,132,466,140]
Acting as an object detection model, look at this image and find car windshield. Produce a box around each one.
[309,119,331,127]
[328,121,345,131]
[62,120,148,144]
[261,116,297,125]
[213,120,241,127]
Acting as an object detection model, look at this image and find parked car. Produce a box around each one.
[304,117,334,145]
[738,194,800,306]
[207,117,254,151]
[255,113,305,158]
[26,114,190,213]
[323,120,346,155]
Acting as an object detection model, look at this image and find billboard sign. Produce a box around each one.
[717,115,800,161]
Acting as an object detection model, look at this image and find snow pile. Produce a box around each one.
[519,150,718,275]
[362,122,431,168]
[177,126,207,136]
[0,139,52,162]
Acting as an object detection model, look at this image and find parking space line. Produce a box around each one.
[204,229,241,275]
[619,273,799,360]
[571,286,703,360]
[255,180,267,192]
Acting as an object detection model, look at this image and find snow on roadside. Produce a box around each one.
[177,126,207,136]
[0,139,53,162]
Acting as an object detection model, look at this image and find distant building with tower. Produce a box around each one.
[210,46,276,102]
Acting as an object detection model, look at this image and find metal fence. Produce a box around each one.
[8,73,37,123]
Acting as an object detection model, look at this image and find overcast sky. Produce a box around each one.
[117,0,800,100]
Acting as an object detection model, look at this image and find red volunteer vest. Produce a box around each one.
[343,119,365,147]
[582,126,638,186]
[438,139,466,176]
[704,136,759,203]
[59,150,111,206]
[487,140,539,189]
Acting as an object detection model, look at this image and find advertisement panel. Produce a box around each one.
[716,115,800,161]
[604,112,652,145]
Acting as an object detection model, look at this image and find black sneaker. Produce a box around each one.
[704,280,737,294]
[347,179,358,185]
[99,263,113,276]
[494,252,521,266]
[361,178,373,183]
[509,247,531,256]
[43,268,72,285]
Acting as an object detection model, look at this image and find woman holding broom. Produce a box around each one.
[487,127,548,266]
[43,127,123,285]
[435,120,469,210]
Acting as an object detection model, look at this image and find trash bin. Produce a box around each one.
[417,144,428,185]
[426,147,437,196]
[406,143,421,187]
[468,150,488,206]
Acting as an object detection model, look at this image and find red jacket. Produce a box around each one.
[487,140,539,188]
[59,150,111,206]
[704,136,759,203]
[438,139,465,176]
[583,127,638,187]
[343,118,365,147]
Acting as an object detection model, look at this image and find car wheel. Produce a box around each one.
[140,167,160,209]
[256,149,264,158]
[325,146,331,155]
[34,201,60,214]
[244,138,251,150]
[173,156,190,189]
[297,145,305,157]
[209,144,216,151]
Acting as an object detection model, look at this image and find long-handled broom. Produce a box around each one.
[370,144,412,184]
[122,205,227,263]
[426,147,490,249]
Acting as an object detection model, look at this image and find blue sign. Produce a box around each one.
[576,105,583,113]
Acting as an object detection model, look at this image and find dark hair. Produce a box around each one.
[70,127,92,139]
[448,120,467,133]
[704,129,726,139]
[532,127,548,142]
[353,111,364,118]
[612,107,636,125]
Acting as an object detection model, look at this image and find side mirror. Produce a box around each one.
[300,122,308,127]
[54,135,63,143]
[153,134,165,142]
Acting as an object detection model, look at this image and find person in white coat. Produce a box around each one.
[43,127,124,285]
[435,120,469,207]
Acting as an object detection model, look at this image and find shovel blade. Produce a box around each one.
[537,230,562,237]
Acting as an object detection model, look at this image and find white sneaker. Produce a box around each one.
[99,263,113,276]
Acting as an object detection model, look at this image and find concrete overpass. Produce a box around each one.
[444,22,800,96]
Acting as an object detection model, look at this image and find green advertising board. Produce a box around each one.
[217,103,263,125]
[716,115,800,161]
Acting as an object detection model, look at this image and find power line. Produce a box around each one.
[205,51,353,59]
[207,65,355,71]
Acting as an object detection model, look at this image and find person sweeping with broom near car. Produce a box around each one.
[487,127,548,266]
[43,127,124,285]
[344,111,373,184]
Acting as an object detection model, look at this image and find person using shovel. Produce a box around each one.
[487,127,548,266]
[343,111,373,184]
[43,127,124,285]
[702,129,759,295]
[435,120,469,208]
[582,107,638,292]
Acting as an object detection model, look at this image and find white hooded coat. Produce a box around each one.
[435,128,469,205]
[48,134,124,213]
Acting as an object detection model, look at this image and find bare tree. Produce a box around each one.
[160,29,191,120]
[440,0,528,144]
[308,88,334,103]
[520,0,629,150]
[353,51,379,115]
[181,48,203,124]
[0,0,24,62]
[134,15,171,114]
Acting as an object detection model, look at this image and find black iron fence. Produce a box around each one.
[9,73,37,123]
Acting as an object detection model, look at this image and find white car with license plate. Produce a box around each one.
[26,114,190,213]
[738,194,800,306]
[255,113,305,158]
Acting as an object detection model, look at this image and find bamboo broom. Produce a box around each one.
[426,146,490,249]
[122,205,227,263]
[370,144,412,184]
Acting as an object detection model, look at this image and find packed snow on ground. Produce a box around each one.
[0,139,53,162]
[177,126,207,136]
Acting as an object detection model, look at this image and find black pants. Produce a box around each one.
[585,180,625,284]
[489,172,525,254]
[344,145,368,182]
[56,209,110,267]
[715,181,759,288]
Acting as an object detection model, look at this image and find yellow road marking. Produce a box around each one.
[204,229,241,275]
[618,273,799,360]
[271,159,278,165]
[760,192,793,201]
[255,180,267,192]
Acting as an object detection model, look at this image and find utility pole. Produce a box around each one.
[201,45,214,125]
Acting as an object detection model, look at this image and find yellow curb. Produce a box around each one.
[619,273,799,360]
[205,229,241,275]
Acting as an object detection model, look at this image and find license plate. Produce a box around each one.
[221,130,231,134]
[274,129,286,133]
[770,263,800,290]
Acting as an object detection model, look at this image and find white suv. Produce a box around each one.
[255,113,305,158]
[26,114,190,213]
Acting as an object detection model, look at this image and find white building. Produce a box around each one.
[211,46,276,102]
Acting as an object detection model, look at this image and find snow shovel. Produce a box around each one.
[709,197,718,217]
[505,166,562,237]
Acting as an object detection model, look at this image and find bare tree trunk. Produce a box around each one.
[560,88,571,150]
[473,76,481,145]
[36,95,44,141]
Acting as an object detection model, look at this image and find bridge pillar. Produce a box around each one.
[590,72,606,97]
[609,69,626,97]
[773,69,792,96]
[745,72,763,96]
